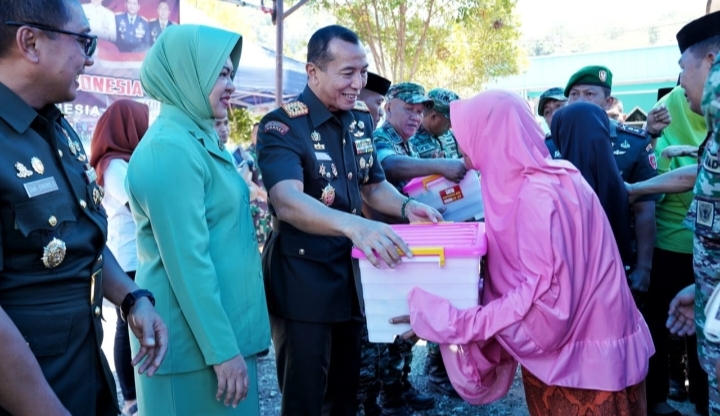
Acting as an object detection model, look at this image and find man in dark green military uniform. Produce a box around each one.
[355,70,392,416]
[564,65,667,299]
[0,1,167,415]
[257,26,441,416]
[538,87,566,159]
[409,88,462,159]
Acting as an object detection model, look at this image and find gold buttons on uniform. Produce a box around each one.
[79,199,87,209]
[347,172,353,180]
[48,216,57,227]
[299,249,305,255]
[94,306,101,317]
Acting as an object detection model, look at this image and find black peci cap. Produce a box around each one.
[676,11,720,54]
[364,72,392,96]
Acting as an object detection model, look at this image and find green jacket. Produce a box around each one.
[126,24,269,374]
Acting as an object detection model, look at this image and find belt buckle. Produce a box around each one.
[90,270,101,305]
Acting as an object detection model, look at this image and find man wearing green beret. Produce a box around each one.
[409,88,463,159]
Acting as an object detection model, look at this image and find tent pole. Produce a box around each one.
[275,0,284,107]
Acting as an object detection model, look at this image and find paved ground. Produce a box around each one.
[101,303,703,415]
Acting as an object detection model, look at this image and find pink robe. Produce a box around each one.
[408,90,654,404]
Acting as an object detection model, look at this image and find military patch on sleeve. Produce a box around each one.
[616,123,647,138]
[354,100,370,112]
[281,101,309,118]
[264,121,290,135]
[648,153,657,170]
[645,143,653,152]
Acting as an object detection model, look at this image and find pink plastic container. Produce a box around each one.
[352,223,487,342]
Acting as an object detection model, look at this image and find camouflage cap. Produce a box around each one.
[564,65,613,97]
[386,82,434,109]
[427,88,459,118]
[537,87,567,116]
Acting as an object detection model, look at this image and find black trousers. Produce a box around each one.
[645,247,707,405]
[271,314,363,416]
[114,270,136,402]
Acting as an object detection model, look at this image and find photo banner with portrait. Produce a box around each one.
[65,0,179,148]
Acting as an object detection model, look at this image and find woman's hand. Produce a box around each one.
[213,353,249,408]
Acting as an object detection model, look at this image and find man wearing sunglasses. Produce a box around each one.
[0,1,167,415]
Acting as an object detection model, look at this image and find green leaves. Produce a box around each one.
[320,0,521,94]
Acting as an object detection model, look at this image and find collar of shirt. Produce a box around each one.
[158,104,233,164]
[380,121,405,145]
[0,81,47,134]
[301,85,354,130]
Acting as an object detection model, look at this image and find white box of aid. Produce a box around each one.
[402,170,484,222]
[352,223,487,343]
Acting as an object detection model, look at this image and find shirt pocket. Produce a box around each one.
[8,311,73,357]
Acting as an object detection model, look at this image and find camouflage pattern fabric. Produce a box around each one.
[356,322,381,408]
[379,337,415,391]
[373,121,416,193]
[409,126,462,160]
[245,144,272,246]
[691,55,720,414]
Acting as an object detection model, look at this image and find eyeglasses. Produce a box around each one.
[6,21,98,57]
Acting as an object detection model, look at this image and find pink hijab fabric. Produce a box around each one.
[407,90,654,404]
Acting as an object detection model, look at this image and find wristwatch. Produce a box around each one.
[121,289,155,321]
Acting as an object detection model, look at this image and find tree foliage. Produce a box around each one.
[317,0,522,94]
[227,107,260,148]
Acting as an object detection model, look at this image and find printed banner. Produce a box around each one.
[66,0,180,147]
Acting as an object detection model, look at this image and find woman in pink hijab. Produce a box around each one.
[395,90,654,415]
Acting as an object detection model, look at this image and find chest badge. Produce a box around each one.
[620,140,630,149]
[354,138,373,155]
[331,163,338,178]
[311,130,325,150]
[320,184,336,207]
[15,162,34,178]
[349,120,365,138]
[31,157,45,175]
[42,237,66,268]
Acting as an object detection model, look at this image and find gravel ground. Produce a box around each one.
[102,303,702,416]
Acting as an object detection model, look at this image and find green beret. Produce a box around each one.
[564,65,613,97]
[386,82,434,108]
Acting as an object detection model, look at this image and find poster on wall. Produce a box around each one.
[64,0,179,149]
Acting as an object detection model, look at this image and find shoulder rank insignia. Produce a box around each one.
[353,100,370,112]
[616,123,647,138]
[281,101,309,118]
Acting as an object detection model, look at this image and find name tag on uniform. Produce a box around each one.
[24,177,59,198]
[315,152,332,161]
[354,138,373,155]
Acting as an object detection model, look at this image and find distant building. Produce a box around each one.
[490,44,680,123]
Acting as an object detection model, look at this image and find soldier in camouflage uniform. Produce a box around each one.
[409,88,462,159]
[671,10,720,416]
[371,82,438,415]
[406,88,461,398]
[244,123,273,246]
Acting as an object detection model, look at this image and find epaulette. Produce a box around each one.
[616,123,647,138]
[353,100,370,112]
[281,101,309,118]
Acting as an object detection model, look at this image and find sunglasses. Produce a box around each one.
[6,21,98,57]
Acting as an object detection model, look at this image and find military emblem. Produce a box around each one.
[311,130,321,142]
[368,155,374,168]
[359,157,366,169]
[320,184,335,206]
[265,121,290,135]
[613,149,626,156]
[15,162,33,178]
[42,237,66,268]
[77,152,87,162]
[92,186,105,205]
[31,157,45,175]
[281,101,309,118]
[314,143,326,150]
[349,121,357,132]
[319,164,327,177]
[83,165,98,184]
[354,138,374,155]
[620,140,630,149]
[354,100,370,112]
[358,121,365,130]
[331,163,338,177]
[648,153,657,170]
[599,70,607,82]
[352,120,365,138]
[698,201,715,227]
